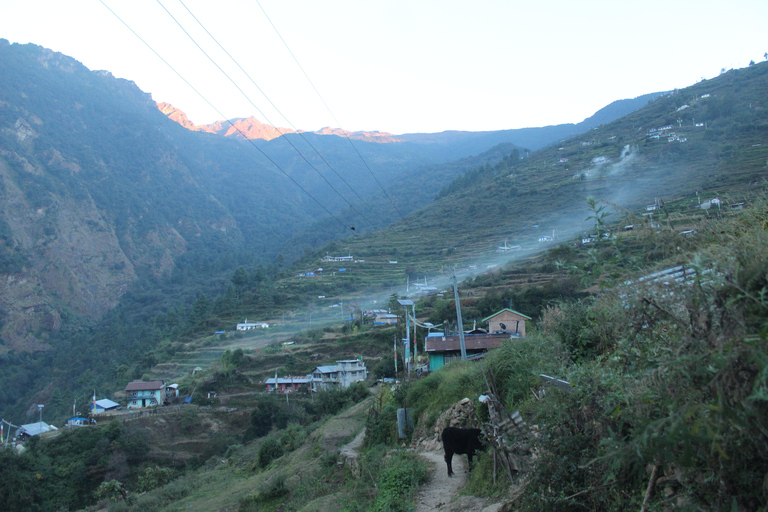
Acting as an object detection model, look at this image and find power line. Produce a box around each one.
[252,0,410,223]
[156,0,385,236]
[175,0,394,232]
[100,0,369,248]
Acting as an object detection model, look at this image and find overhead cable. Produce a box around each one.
[252,0,410,223]
[176,0,393,233]
[157,0,385,235]
[100,0,369,248]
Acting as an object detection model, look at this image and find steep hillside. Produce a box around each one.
[0,41,313,350]
[0,41,460,351]
[314,62,768,277]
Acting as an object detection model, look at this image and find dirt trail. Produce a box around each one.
[414,450,502,512]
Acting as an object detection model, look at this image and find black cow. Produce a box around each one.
[441,427,484,477]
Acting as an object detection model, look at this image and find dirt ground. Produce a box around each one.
[414,450,503,512]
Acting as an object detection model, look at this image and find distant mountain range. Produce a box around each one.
[159,93,668,157]
[157,102,404,143]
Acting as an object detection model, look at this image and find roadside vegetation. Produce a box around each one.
[2,196,767,511]
[371,197,768,511]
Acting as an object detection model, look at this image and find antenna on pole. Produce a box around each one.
[451,268,467,361]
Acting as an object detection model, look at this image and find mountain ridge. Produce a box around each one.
[157,102,404,143]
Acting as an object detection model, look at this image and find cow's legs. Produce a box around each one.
[444,451,454,477]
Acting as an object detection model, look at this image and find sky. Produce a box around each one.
[0,0,766,135]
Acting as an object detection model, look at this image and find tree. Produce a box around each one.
[214,285,238,316]
[585,197,610,236]
[231,267,248,298]
[258,437,283,467]
[189,293,211,326]
[94,480,127,502]
[222,348,244,369]
[388,293,401,311]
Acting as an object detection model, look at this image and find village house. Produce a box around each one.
[65,417,89,428]
[125,380,166,409]
[91,398,120,415]
[425,308,532,371]
[424,331,510,371]
[265,375,313,393]
[166,383,180,399]
[484,308,532,336]
[311,359,368,391]
[17,421,57,440]
[237,319,269,330]
[322,254,354,262]
[371,310,398,326]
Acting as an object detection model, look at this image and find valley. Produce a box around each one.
[0,39,767,512]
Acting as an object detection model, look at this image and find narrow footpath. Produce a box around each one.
[414,450,502,512]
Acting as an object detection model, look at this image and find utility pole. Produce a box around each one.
[398,299,415,376]
[394,335,398,376]
[412,302,417,372]
[452,269,467,360]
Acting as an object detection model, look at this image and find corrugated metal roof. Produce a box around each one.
[265,377,312,384]
[314,366,337,374]
[94,399,120,409]
[20,421,55,436]
[125,380,164,391]
[481,308,532,322]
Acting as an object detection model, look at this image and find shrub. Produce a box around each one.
[258,436,284,468]
[370,450,428,512]
[94,479,128,502]
[135,466,176,493]
[279,424,307,452]
[539,295,627,360]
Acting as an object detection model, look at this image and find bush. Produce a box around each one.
[258,437,284,468]
[279,424,307,452]
[135,466,176,493]
[370,450,428,512]
[539,295,627,360]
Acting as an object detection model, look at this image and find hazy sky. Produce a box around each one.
[1,0,766,134]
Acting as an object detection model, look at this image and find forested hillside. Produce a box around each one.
[0,38,659,421]
[0,42,766,512]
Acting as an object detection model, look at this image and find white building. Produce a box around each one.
[237,319,269,330]
[322,255,354,262]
